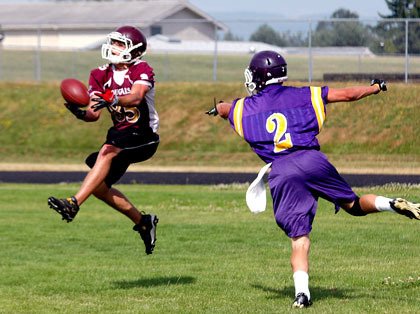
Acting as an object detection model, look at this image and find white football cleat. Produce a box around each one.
[390,198,420,220]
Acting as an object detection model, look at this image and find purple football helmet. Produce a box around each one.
[244,50,288,94]
[102,25,147,64]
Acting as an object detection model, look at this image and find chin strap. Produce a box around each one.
[266,76,288,86]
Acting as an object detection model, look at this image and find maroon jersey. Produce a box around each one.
[88,60,159,133]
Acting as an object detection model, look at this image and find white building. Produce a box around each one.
[0,0,227,50]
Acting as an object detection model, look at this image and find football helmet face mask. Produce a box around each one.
[244,50,288,95]
[102,26,147,64]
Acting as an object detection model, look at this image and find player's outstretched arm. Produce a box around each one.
[327,79,387,103]
[70,97,103,122]
[65,101,101,122]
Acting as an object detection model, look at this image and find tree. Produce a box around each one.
[249,24,287,46]
[380,0,419,18]
[313,8,372,47]
[375,0,420,53]
[223,31,242,41]
[281,31,307,47]
[249,24,307,47]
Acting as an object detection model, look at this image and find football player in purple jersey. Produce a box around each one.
[207,50,420,308]
[48,26,159,255]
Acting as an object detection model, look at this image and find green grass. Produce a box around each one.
[0,183,419,313]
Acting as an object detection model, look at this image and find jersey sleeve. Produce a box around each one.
[131,61,155,88]
[321,86,329,104]
[228,97,246,138]
[309,86,329,131]
[88,67,106,96]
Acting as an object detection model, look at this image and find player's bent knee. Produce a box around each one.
[343,197,367,216]
[100,144,121,157]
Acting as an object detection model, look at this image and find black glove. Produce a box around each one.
[65,103,86,120]
[92,99,112,112]
[92,89,119,112]
[370,79,387,93]
[205,98,222,116]
[205,107,218,116]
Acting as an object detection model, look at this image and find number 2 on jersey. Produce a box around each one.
[266,113,293,153]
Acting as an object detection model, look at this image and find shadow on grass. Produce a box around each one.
[113,276,196,289]
[252,284,356,301]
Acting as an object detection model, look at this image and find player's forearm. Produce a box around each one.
[327,85,380,103]
[81,100,101,122]
[83,109,100,121]
[216,102,232,119]
[117,84,149,107]
[116,93,143,107]
[347,85,381,100]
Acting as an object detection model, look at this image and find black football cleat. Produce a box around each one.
[48,196,79,223]
[390,198,420,220]
[292,293,312,309]
[133,214,159,255]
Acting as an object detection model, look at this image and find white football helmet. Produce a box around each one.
[101,26,147,64]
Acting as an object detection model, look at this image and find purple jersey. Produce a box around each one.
[88,60,159,133]
[228,84,329,163]
[229,83,357,238]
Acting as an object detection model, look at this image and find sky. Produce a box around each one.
[2,0,392,38]
[188,0,392,39]
[1,0,392,18]
[189,0,391,19]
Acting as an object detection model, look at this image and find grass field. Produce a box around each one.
[0,183,419,313]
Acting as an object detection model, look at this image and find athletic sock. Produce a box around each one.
[293,270,310,300]
[374,196,395,212]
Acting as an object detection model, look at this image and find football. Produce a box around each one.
[60,78,90,107]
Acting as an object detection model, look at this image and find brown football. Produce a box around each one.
[60,78,90,107]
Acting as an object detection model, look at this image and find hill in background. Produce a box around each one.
[0,81,419,173]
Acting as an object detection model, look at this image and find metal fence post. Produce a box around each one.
[164,51,169,81]
[213,23,218,82]
[308,20,313,83]
[0,44,2,80]
[0,26,4,80]
[405,19,409,83]
[35,27,41,81]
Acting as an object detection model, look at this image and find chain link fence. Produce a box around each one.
[0,18,419,83]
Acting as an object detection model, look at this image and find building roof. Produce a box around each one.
[147,36,374,56]
[0,0,227,31]
[148,35,287,55]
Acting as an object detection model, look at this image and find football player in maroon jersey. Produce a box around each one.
[48,26,159,255]
[207,50,420,308]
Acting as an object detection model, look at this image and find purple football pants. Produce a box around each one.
[268,149,357,238]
